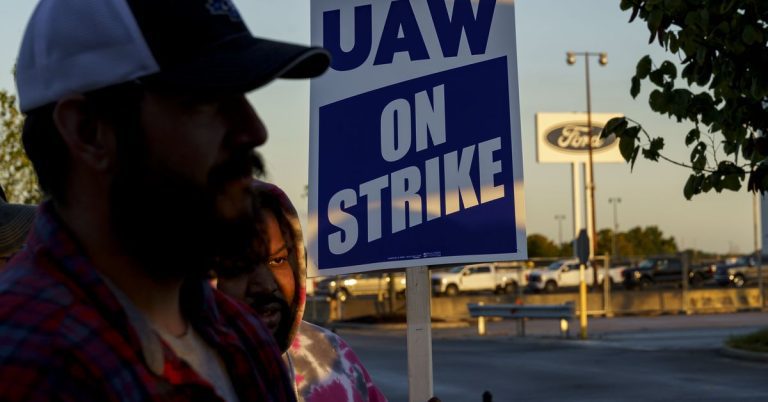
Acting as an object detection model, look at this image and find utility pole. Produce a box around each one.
[567,51,607,260]
[555,214,566,249]
[608,197,621,262]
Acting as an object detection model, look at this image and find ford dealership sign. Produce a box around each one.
[536,113,624,163]
[544,122,617,152]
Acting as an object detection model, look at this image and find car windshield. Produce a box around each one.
[449,266,465,273]
[638,259,655,269]
[547,261,564,271]
[718,257,752,267]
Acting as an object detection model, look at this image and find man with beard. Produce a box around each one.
[0,0,329,401]
[216,181,387,402]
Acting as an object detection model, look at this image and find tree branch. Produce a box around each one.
[708,130,719,169]
[624,117,750,173]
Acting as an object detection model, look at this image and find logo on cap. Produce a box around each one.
[206,0,242,22]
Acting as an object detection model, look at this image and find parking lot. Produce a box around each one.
[339,312,768,401]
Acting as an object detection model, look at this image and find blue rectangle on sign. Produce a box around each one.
[317,56,518,270]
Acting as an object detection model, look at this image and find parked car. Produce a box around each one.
[526,258,598,293]
[622,256,716,289]
[591,260,628,286]
[315,272,406,301]
[714,256,766,288]
[431,262,526,296]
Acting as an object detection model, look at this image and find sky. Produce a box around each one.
[0,0,757,255]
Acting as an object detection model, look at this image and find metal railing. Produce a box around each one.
[467,302,574,338]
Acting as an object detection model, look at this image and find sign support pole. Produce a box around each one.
[578,263,588,339]
[407,266,433,402]
[681,252,690,315]
[572,163,582,256]
[584,162,595,259]
[602,254,613,317]
[576,230,589,339]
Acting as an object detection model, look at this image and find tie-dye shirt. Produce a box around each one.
[288,321,387,402]
[246,181,387,402]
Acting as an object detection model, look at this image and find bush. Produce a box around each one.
[726,328,768,353]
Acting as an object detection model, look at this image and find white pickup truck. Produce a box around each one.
[527,258,600,293]
[431,262,527,296]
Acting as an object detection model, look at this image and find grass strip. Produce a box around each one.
[726,328,768,353]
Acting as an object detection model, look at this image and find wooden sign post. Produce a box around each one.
[406,266,433,402]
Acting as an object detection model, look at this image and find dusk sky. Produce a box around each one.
[0,0,757,255]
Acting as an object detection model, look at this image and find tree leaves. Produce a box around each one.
[636,55,652,79]
[630,55,653,98]
[742,25,762,45]
[619,134,637,162]
[527,234,563,258]
[618,0,768,197]
[602,117,643,170]
[684,174,701,199]
[630,76,642,98]
[685,128,700,146]
[530,225,679,258]
[602,117,627,138]
[648,90,666,111]
[642,137,664,161]
[690,142,708,172]
[748,163,768,193]
[0,90,41,204]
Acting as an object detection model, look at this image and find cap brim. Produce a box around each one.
[0,203,36,256]
[141,34,331,94]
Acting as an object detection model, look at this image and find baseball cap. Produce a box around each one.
[15,0,330,112]
[0,185,36,256]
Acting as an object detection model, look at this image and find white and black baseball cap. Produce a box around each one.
[16,0,330,112]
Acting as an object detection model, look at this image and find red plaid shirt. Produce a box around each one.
[0,202,296,402]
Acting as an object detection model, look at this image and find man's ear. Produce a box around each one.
[53,95,117,172]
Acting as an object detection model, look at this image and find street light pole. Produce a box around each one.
[567,51,607,261]
[555,214,566,249]
[608,197,621,262]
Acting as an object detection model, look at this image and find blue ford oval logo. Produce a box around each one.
[545,123,617,152]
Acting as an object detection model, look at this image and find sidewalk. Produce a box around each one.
[341,312,768,401]
[444,310,768,339]
[334,311,768,345]
[337,311,768,365]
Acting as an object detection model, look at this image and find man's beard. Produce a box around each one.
[248,292,293,350]
[109,135,256,280]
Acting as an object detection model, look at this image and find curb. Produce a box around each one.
[330,321,470,330]
[719,346,768,363]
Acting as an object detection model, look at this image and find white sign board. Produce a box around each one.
[309,0,526,276]
[536,112,625,164]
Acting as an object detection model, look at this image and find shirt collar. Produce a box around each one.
[29,202,143,348]
[29,201,235,372]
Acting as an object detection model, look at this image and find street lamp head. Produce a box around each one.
[566,51,576,65]
[598,52,608,66]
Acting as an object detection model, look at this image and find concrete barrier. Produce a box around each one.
[306,288,766,324]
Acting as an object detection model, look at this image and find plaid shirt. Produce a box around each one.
[0,202,296,402]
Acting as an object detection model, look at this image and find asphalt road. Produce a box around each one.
[338,312,768,402]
